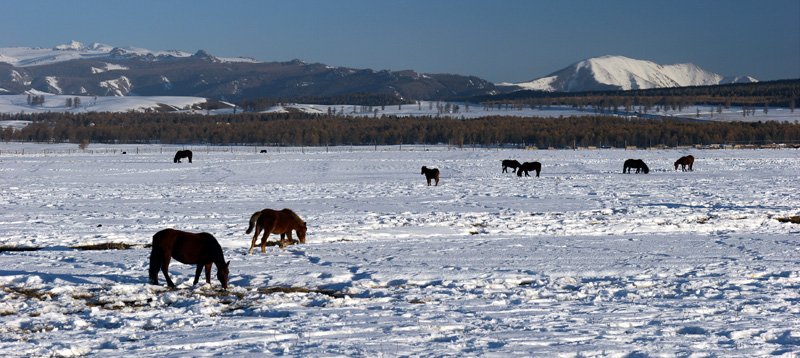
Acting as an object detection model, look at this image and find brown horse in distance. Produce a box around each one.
[674,155,695,171]
[246,208,307,253]
[148,229,230,289]
[421,166,440,186]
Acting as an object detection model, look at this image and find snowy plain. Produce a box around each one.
[1,142,799,357]
[2,94,798,126]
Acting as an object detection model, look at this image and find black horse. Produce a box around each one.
[517,162,542,177]
[502,159,521,173]
[623,159,649,174]
[421,166,440,186]
[174,150,192,163]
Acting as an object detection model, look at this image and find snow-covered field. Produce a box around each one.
[2,94,796,124]
[1,143,799,357]
[0,95,222,116]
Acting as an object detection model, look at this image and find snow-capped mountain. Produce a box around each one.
[0,41,501,101]
[0,41,254,67]
[504,55,757,92]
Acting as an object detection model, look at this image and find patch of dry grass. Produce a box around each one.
[70,242,142,250]
[775,216,800,224]
[0,246,42,253]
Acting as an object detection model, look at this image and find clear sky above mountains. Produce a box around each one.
[2,0,797,83]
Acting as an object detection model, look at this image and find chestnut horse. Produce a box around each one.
[517,161,542,177]
[173,150,193,163]
[623,159,649,174]
[502,159,521,173]
[246,208,307,253]
[674,155,694,171]
[148,229,230,289]
[421,166,440,186]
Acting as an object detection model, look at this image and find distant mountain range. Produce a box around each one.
[0,41,500,101]
[501,55,757,92]
[0,42,758,101]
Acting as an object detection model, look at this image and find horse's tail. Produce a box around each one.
[148,232,164,285]
[246,211,262,234]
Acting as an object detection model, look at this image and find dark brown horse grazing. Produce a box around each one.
[173,150,193,163]
[148,229,230,289]
[517,161,542,177]
[623,159,649,174]
[246,208,307,253]
[502,159,521,173]
[674,155,694,171]
[421,166,440,186]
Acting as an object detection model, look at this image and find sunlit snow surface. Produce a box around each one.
[1,143,799,357]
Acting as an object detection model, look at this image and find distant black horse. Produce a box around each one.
[674,155,694,171]
[517,161,542,177]
[174,150,192,163]
[260,150,267,153]
[623,159,649,174]
[502,159,521,173]
[421,166,440,186]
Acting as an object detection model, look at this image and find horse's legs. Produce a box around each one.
[278,233,287,250]
[160,256,175,287]
[535,169,540,177]
[203,263,212,284]
[434,177,439,186]
[426,178,431,186]
[259,228,272,253]
[248,226,263,254]
[280,232,294,250]
[193,264,204,285]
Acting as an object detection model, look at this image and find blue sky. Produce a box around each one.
[2,0,798,83]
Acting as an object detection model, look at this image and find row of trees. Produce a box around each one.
[3,111,799,148]
[236,93,408,112]
[467,79,799,113]
[27,95,46,106]
[65,97,82,108]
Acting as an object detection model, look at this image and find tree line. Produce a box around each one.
[467,79,799,113]
[3,111,799,148]
[236,93,409,112]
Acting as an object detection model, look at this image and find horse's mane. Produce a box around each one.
[282,208,305,226]
[198,232,222,249]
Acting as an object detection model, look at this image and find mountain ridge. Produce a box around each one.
[0,41,503,101]
[0,42,760,99]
